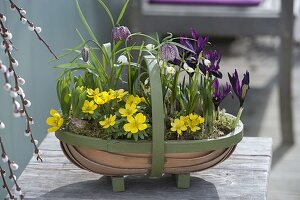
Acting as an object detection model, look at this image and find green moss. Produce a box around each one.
[64,114,236,141]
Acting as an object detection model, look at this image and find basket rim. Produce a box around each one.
[55,114,243,154]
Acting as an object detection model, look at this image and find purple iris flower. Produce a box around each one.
[199,50,223,78]
[180,29,208,54]
[112,26,131,41]
[168,29,208,75]
[160,43,180,61]
[212,79,231,110]
[228,69,250,107]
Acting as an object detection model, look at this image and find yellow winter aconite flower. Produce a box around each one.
[123,113,147,133]
[108,89,117,100]
[46,109,64,133]
[119,103,137,117]
[109,89,128,101]
[87,88,100,98]
[126,95,142,105]
[188,113,199,121]
[94,91,110,105]
[99,114,116,129]
[82,100,97,114]
[197,116,205,124]
[115,89,128,100]
[185,113,205,132]
[171,118,187,135]
[186,120,200,132]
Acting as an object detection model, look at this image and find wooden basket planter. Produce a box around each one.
[55,56,244,192]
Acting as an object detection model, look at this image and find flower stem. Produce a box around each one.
[204,73,213,134]
[234,106,244,127]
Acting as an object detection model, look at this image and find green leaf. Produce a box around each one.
[72,86,86,117]
[116,0,130,25]
[138,132,144,140]
[84,72,95,88]
[97,0,115,26]
[56,75,72,117]
[75,28,85,43]
[63,92,71,104]
[133,133,138,141]
[111,41,123,56]
[133,71,147,94]
[75,0,99,44]
[113,64,125,89]
[50,42,85,62]
[53,63,72,69]
[162,32,173,42]
[74,76,84,87]
[103,42,112,59]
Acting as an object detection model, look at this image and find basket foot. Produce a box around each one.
[175,173,190,189]
[111,176,125,192]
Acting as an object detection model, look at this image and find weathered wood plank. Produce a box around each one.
[17,134,272,200]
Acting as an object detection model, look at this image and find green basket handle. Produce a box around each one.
[144,55,165,178]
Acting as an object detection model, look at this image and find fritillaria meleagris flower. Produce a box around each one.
[228,69,250,107]
[160,43,180,61]
[81,47,89,62]
[112,26,131,41]
[212,79,231,110]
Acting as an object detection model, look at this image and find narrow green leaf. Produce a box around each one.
[97,0,115,26]
[116,0,130,25]
[75,28,86,43]
[133,133,138,141]
[50,42,85,62]
[53,63,72,69]
[75,0,99,44]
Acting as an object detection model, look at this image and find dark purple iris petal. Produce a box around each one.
[160,44,180,61]
[112,26,131,41]
[196,36,208,53]
[191,28,198,40]
[228,69,250,107]
[212,79,231,109]
[180,37,194,52]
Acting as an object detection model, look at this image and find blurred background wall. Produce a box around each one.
[0,0,124,197]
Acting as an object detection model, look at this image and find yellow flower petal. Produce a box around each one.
[48,126,59,133]
[190,126,200,132]
[119,108,126,115]
[135,113,146,124]
[46,117,56,126]
[127,115,134,123]
[123,123,138,133]
[58,118,64,127]
[50,109,58,116]
[138,123,147,131]
[198,116,205,124]
[177,129,182,135]
[181,125,187,131]
[109,121,116,127]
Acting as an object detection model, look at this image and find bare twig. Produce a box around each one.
[8,0,58,59]
[0,19,42,162]
[0,137,24,200]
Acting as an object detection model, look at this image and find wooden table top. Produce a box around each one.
[18,134,272,200]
